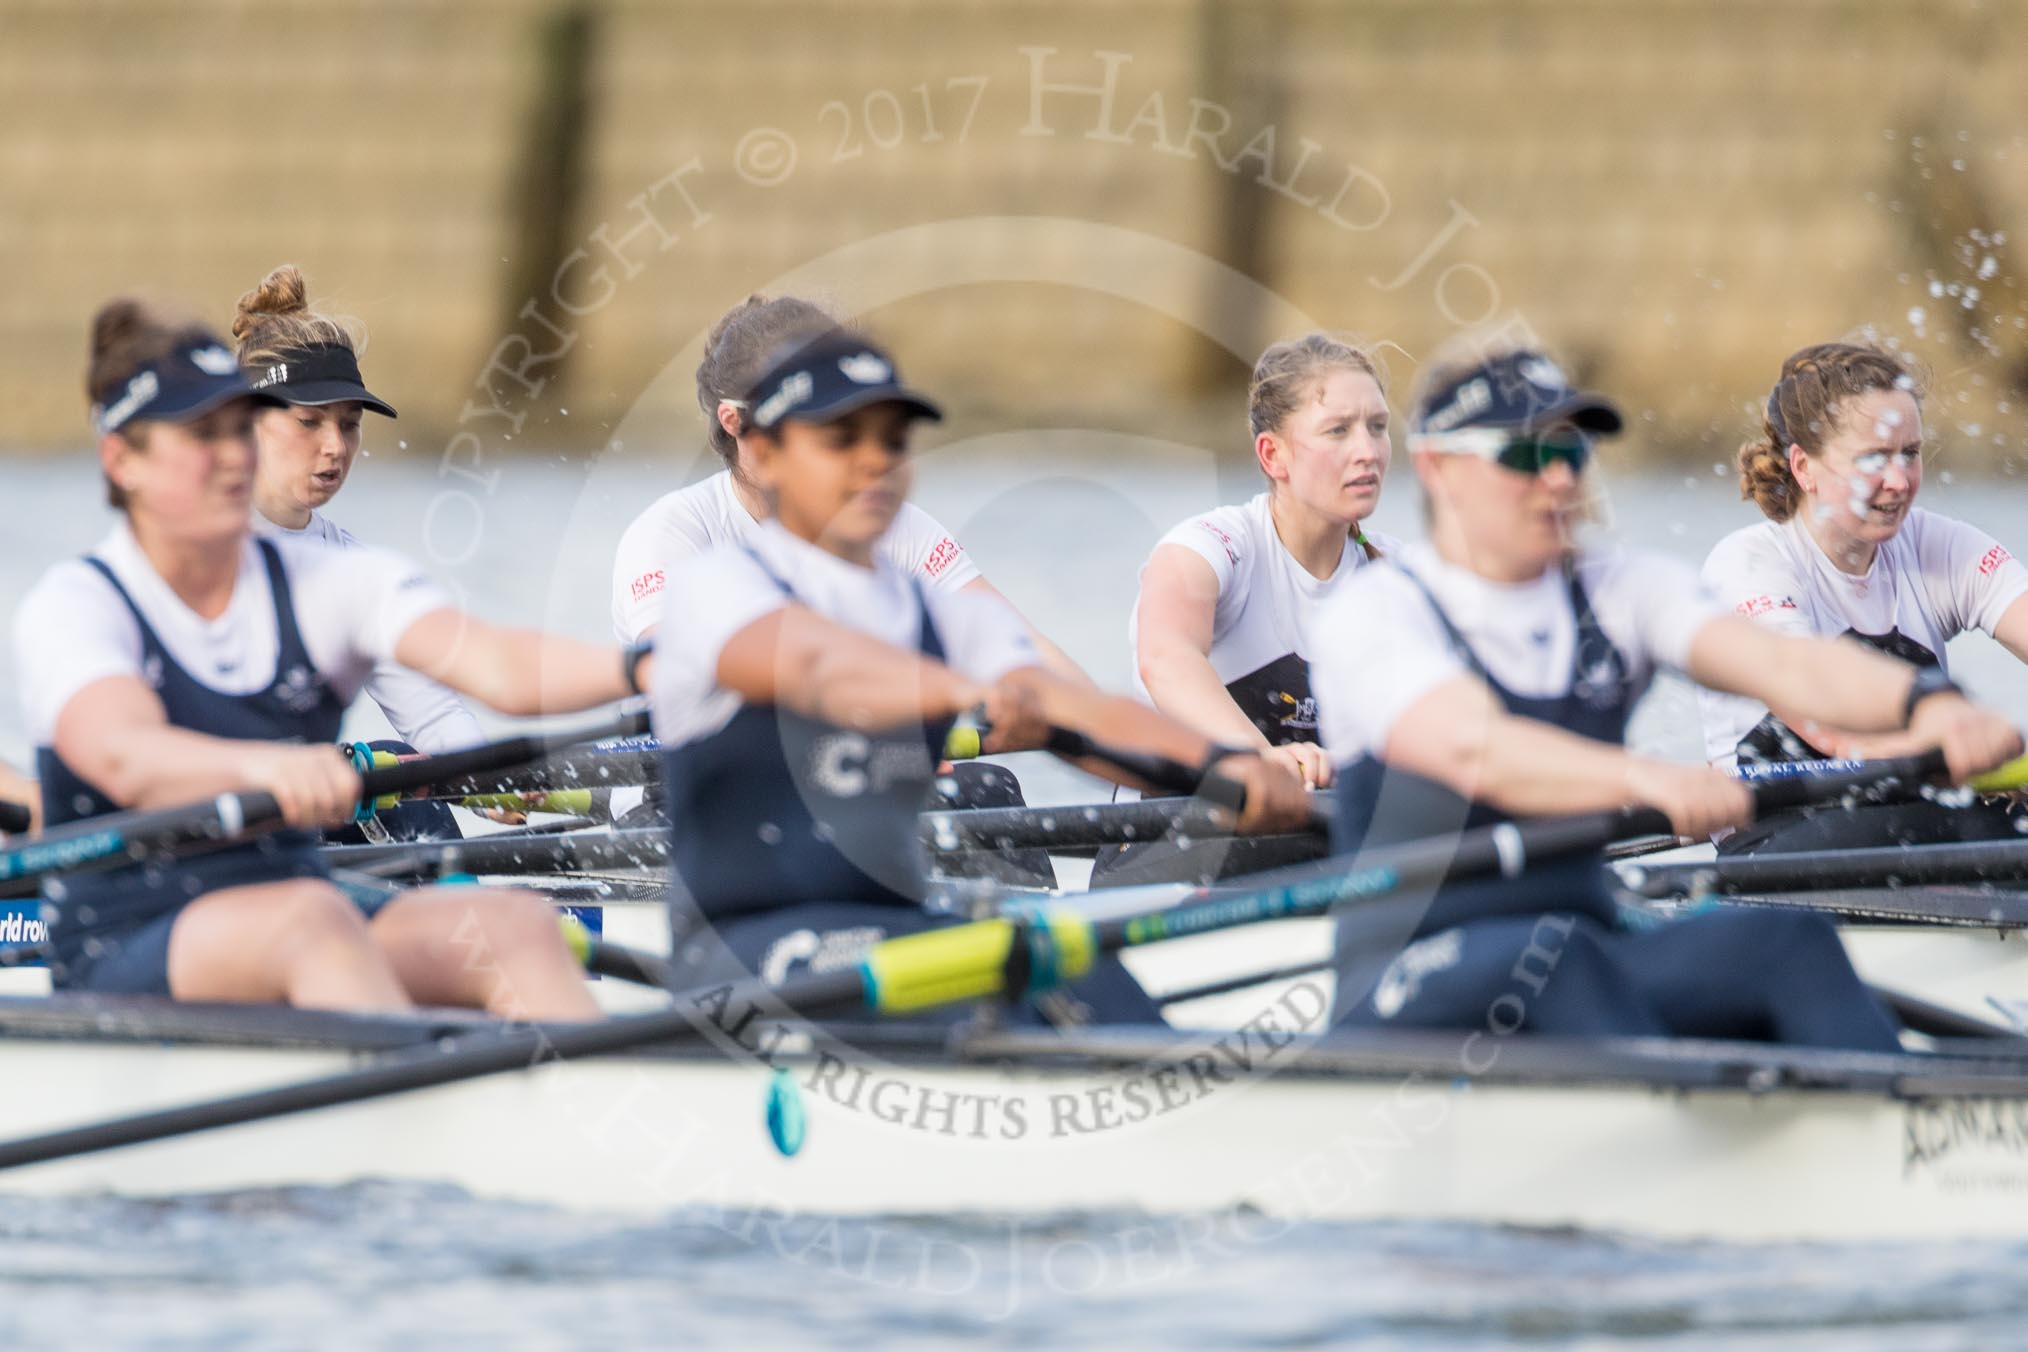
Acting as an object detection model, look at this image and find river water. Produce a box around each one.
[3,445,2028,1348]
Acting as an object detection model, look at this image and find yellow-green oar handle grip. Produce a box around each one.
[1970,752,2028,794]
[458,789,595,815]
[943,726,982,761]
[859,910,1096,1014]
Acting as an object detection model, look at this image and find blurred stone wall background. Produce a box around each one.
[4,0,2026,469]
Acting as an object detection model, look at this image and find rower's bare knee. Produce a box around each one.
[271,880,376,957]
[463,889,575,959]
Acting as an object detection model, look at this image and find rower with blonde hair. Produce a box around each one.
[1131,333,1398,794]
[231,264,485,759]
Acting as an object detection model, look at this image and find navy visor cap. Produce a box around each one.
[1412,349,1624,439]
[744,331,942,433]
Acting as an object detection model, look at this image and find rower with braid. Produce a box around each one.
[1700,341,2028,853]
[1312,337,2021,1049]
[1100,333,1397,885]
[1133,333,1399,791]
[10,298,649,1014]
[648,324,1311,1021]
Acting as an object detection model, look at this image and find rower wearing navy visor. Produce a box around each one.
[613,294,1087,835]
[648,327,1311,1021]
[1700,341,2028,854]
[11,298,652,1015]
[1311,338,2022,1049]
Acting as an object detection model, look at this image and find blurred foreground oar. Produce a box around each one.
[0,711,651,887]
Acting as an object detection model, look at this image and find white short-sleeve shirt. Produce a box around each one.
[14,522,455,748]
[1697,509,2028,765]
[1312,540,1721,763]
[650,521,1036,747]
[253,507,485,752]
[612,469,982,641]
[1129,492,1399,736]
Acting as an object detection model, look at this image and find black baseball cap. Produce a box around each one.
[91,333,272,436]
[743,331,941,433]
[1411,349,1623,440]
[244,342,397,418]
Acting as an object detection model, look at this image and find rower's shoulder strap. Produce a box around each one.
[1393,561,1486,679]
[1562,554,1634,680]
[78,555,162,652]
[737,544,797,603]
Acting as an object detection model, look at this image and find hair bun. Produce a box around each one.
[231,264,310,341]
[89,298,154,363]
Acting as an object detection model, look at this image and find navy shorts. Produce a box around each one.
[48,836,381,997]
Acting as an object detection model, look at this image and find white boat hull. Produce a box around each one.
[1,1017,2025,1245]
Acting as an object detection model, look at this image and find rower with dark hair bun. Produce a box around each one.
[1701,340,2028,853]
[9,296,651,1014]
[649,324,1313,1021]
[612,293,1086,679]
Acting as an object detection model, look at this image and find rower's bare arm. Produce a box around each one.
[716,606,980,731]
[1133,546,1273,752]
[959,578,1094,688]
[393,610,633,716]
[980,666,1311,833]
[51,677,360,826]
[1990,591,2028,666]
[1383,675,1750,837]
[1687,616,1911,733]
[1686,616,2022,780]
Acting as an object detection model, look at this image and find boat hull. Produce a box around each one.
[0,1000,2024,1244]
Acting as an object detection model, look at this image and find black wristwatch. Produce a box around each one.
[1901,664,1962,727]
[1194,743,1248,813]
[622,638,655,696]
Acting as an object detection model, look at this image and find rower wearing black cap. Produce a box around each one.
[1308,335,2022,1048]
[9,297,649,1014]
[231,265,485,765]
[647,326,1311,1021]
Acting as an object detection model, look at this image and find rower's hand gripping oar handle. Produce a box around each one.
[1042,726,1334,834]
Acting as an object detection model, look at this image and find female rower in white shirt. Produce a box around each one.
[649,325,1309,1019]
[233,264,486,760]
[1699,340,2028,852]
[1132,333,1398,791]
[611,293,1086,678]
[614,293,1085,825]
[12,298,648,1017]
[1312,339,2020,1048]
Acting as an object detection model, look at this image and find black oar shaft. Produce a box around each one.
[425,747,660,799]
[923,797,1282,854]
[0,967,868,1173]
[0,712,651,887]
[324,828,671,879]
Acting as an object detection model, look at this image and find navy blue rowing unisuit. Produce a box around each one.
[36,540,345,993]
[1331,561,1901,1052]
[660,550,1160,1024]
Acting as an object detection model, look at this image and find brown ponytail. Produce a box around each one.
[1738,342,1926,523]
